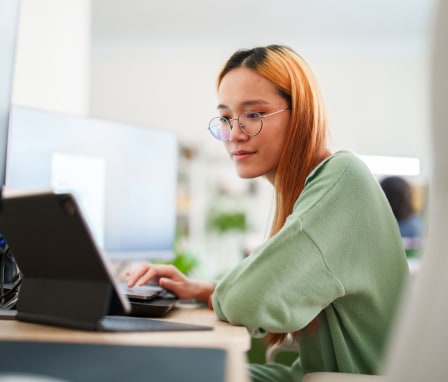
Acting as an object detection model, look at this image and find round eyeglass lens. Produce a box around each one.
[239,111,263,136]
[209,117,231,141]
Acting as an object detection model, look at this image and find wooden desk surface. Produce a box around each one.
[0,303,251,382]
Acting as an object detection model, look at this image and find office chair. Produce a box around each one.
[303,1,448,381]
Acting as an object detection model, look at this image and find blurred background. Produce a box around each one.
[10,0,436,278]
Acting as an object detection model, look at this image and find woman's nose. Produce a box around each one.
[228,119,248,141]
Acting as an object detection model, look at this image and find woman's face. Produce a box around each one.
[217,67,290,184]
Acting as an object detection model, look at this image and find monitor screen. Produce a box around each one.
[6,106,178,262]
[0,0,20,194]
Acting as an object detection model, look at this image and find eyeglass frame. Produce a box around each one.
[208,108,289,141]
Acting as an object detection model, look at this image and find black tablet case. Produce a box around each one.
[0,192,210,332]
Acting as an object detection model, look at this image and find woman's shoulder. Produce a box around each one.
[295,150,377,214]
[306,150,368,184]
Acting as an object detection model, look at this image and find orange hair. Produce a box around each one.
[217,45,330,345]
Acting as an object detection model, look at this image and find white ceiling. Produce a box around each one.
[91,0,436,50]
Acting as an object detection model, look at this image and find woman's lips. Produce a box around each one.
[231,150,256,160]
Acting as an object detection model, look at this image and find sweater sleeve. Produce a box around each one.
[212,207,345,337]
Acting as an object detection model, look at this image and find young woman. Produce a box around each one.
[127,45,409,382]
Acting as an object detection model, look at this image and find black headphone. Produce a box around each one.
[0,236,22,310]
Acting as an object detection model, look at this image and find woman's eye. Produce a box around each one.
[219,116,231,122]
[246,112,262,119]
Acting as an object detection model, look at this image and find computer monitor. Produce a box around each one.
[0,0,20,197]
[6,106,178,262]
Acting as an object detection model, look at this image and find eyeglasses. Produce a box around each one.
[208,108,289,141]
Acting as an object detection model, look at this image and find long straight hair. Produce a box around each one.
[217,45,331,345]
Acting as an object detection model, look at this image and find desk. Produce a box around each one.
[0,303,251,382]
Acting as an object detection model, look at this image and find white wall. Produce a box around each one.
[89,45,223,151]
[12,0,91,115]
[90,40,432,180]
[310,43,431,179]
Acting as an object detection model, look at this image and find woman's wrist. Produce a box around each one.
[193,280,215,304]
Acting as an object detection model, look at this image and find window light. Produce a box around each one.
[358,155,421,176]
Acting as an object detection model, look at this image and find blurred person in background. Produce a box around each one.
[380,176,424,240]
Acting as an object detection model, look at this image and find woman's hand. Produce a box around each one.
[126,263,215,304]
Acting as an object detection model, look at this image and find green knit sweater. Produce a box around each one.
[212,151,410,382]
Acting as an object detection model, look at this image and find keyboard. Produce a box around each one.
[119,282,163,300]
